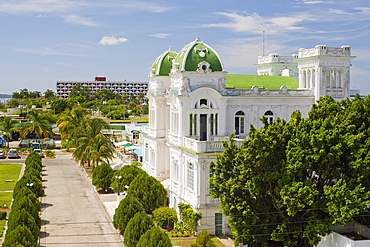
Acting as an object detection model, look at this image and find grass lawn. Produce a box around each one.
[0,163,22,191]
[170,236,226,247]
[0,192,13,208]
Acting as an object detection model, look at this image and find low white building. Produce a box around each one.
[142,36,356,235]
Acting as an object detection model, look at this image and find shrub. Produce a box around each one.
[0,211,6,220]
[113,196,144,234]
[178,202,202,234]
[23,167,41,181]
[25,152,41,165]
[111,163,146,192]
[11,197,41,229]
[44,150,55,158]
[13,173,44,198]
[124,211,154,247]
[13,187,41,213]
[196,230,211,247]
[25,160,42,173]
[6,208,39,243]
[137,226,172,247]
[127,173,167,213]
[153,207,177,229]
[2,225,38,247]
[92,162,114,192]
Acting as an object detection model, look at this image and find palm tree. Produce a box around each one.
[0,116,19,148]
[121,93,128,103]
[20,111,53,140]
[72,117,113,167]
[57,107,89,141]
[138,92,145,104]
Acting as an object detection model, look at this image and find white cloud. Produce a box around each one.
[301,0,334,4]
[203,12,311,35]
[62,14,99,26]
[15,47,83,56]
[149,33,171,39]
[98,36,128,45]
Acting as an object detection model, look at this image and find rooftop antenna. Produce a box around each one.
[262,31,265,56]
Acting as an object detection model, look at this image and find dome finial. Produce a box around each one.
[168,46,173,52]
[195,35,200,41]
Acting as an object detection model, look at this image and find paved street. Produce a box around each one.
[40,152,124,247]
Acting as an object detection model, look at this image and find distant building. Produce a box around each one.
[56,77,148,101]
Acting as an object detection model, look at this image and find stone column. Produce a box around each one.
[306,70,309,88]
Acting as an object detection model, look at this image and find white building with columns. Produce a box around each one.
[141,37,356,235]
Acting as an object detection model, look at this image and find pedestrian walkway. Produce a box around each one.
[40,153,124,247]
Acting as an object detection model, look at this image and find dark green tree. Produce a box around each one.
[209,95,370,247]
[196,230,215,247]
[44,89,56,99]
[178,202,202,234]
[153,207,177,229]
[127,173,167,213]
[51,98,69,114]
[13,187,41,212]
[92,162,114,191]
[13,173,44,198]
[137,226,172,247]
[69,83,91,101]
[113,195,144,234]
[25,151,42,166]
[124,211,154,247]
[2,225,38,247]
[6,208,39,243]
[23,167,41,181]
[11,196,41,229]
[111,163,146,192]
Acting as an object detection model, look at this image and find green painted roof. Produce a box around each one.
[225,75,299,90]
[174,37,224,72]
[151,47,178,76]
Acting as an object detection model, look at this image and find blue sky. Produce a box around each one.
[0,0,369,95]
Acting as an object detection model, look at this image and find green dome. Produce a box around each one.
[151,47,178,76]
[174,36,225,72]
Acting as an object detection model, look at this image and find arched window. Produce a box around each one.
[326,70,331,88]
[235,111,245,135]
[264,110,274,124]
[339,70,343,88]
[200,99,208,107]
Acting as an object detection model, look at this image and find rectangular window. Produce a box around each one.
[190,114,193,136]
[187,162,194,190]
[240,117,245,134]
[209,172,214,190]
[215,114,218,135]
[194,114,197,136]
[210,114,214,135]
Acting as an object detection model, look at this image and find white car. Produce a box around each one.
[7,149,19,159]
[0,150,5,159]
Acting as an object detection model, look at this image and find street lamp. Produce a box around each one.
[26,182,34,187]
[115,175,122,195]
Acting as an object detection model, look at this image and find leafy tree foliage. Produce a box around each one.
[24,167,41,181]
[0,116,19,148]
[137,226,172,247]
[44,89,56,99]
[2,225,38,247]
[13,187,41,212]
[124,211,154,247]
[13,173,44,198]
[127,173,167,213]
[195,230,215,247]
[209,95,370,247]
[153,207,178,229]
[92,162,114,191]
[25,151,42,165]
[111,163,146,192]
[69,83,91,101]
[11,196,41,229]
[6,208,39,243]
[113,195,144,234]
[51,98,70,114]
[21,110,53,139]
[178,202,202,234]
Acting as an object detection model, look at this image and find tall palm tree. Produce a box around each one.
[20,111,52,140]
[57,106,88,141]
[121,92,128,103]
[138,92,144,104]
[0,116,19,148]
[72,117,113,167]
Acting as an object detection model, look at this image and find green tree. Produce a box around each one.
[195,230,215,247]
[209,95,370,247]
[153,207,177,229]
[51,98,70,114]
[6,208,39,243]
[13,187,41,213]
[113,195,144,234]
[0,116,19,148]
[137,226,172,247]
[121,92,129,103]
[127,173,167,213]
[2,225,38,247]
[20,110,52,139]
[57,106,89,141]
[124,211,154,247]
[178,203,202,234]
[24,167,42,181]
[111,163,146,192]
[69,83,91,101]
[11,196,41,229]
[92,162,114,191]
[13,173,44,198]
[138,92,145,103]
[44,89,56,100]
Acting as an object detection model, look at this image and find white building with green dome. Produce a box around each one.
[142,36,356,235]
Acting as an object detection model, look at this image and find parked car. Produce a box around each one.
[0,150,5,159]
[7,149,20,159]
[33,148,44,158]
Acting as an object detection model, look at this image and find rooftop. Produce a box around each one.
[225,75,299,90]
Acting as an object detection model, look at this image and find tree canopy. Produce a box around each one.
[111,163,146,192]
[113,195,144,234]
[124,211,154,247]
[209,95,370,247]
[92,162,114,191]
[137,226,172,247]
